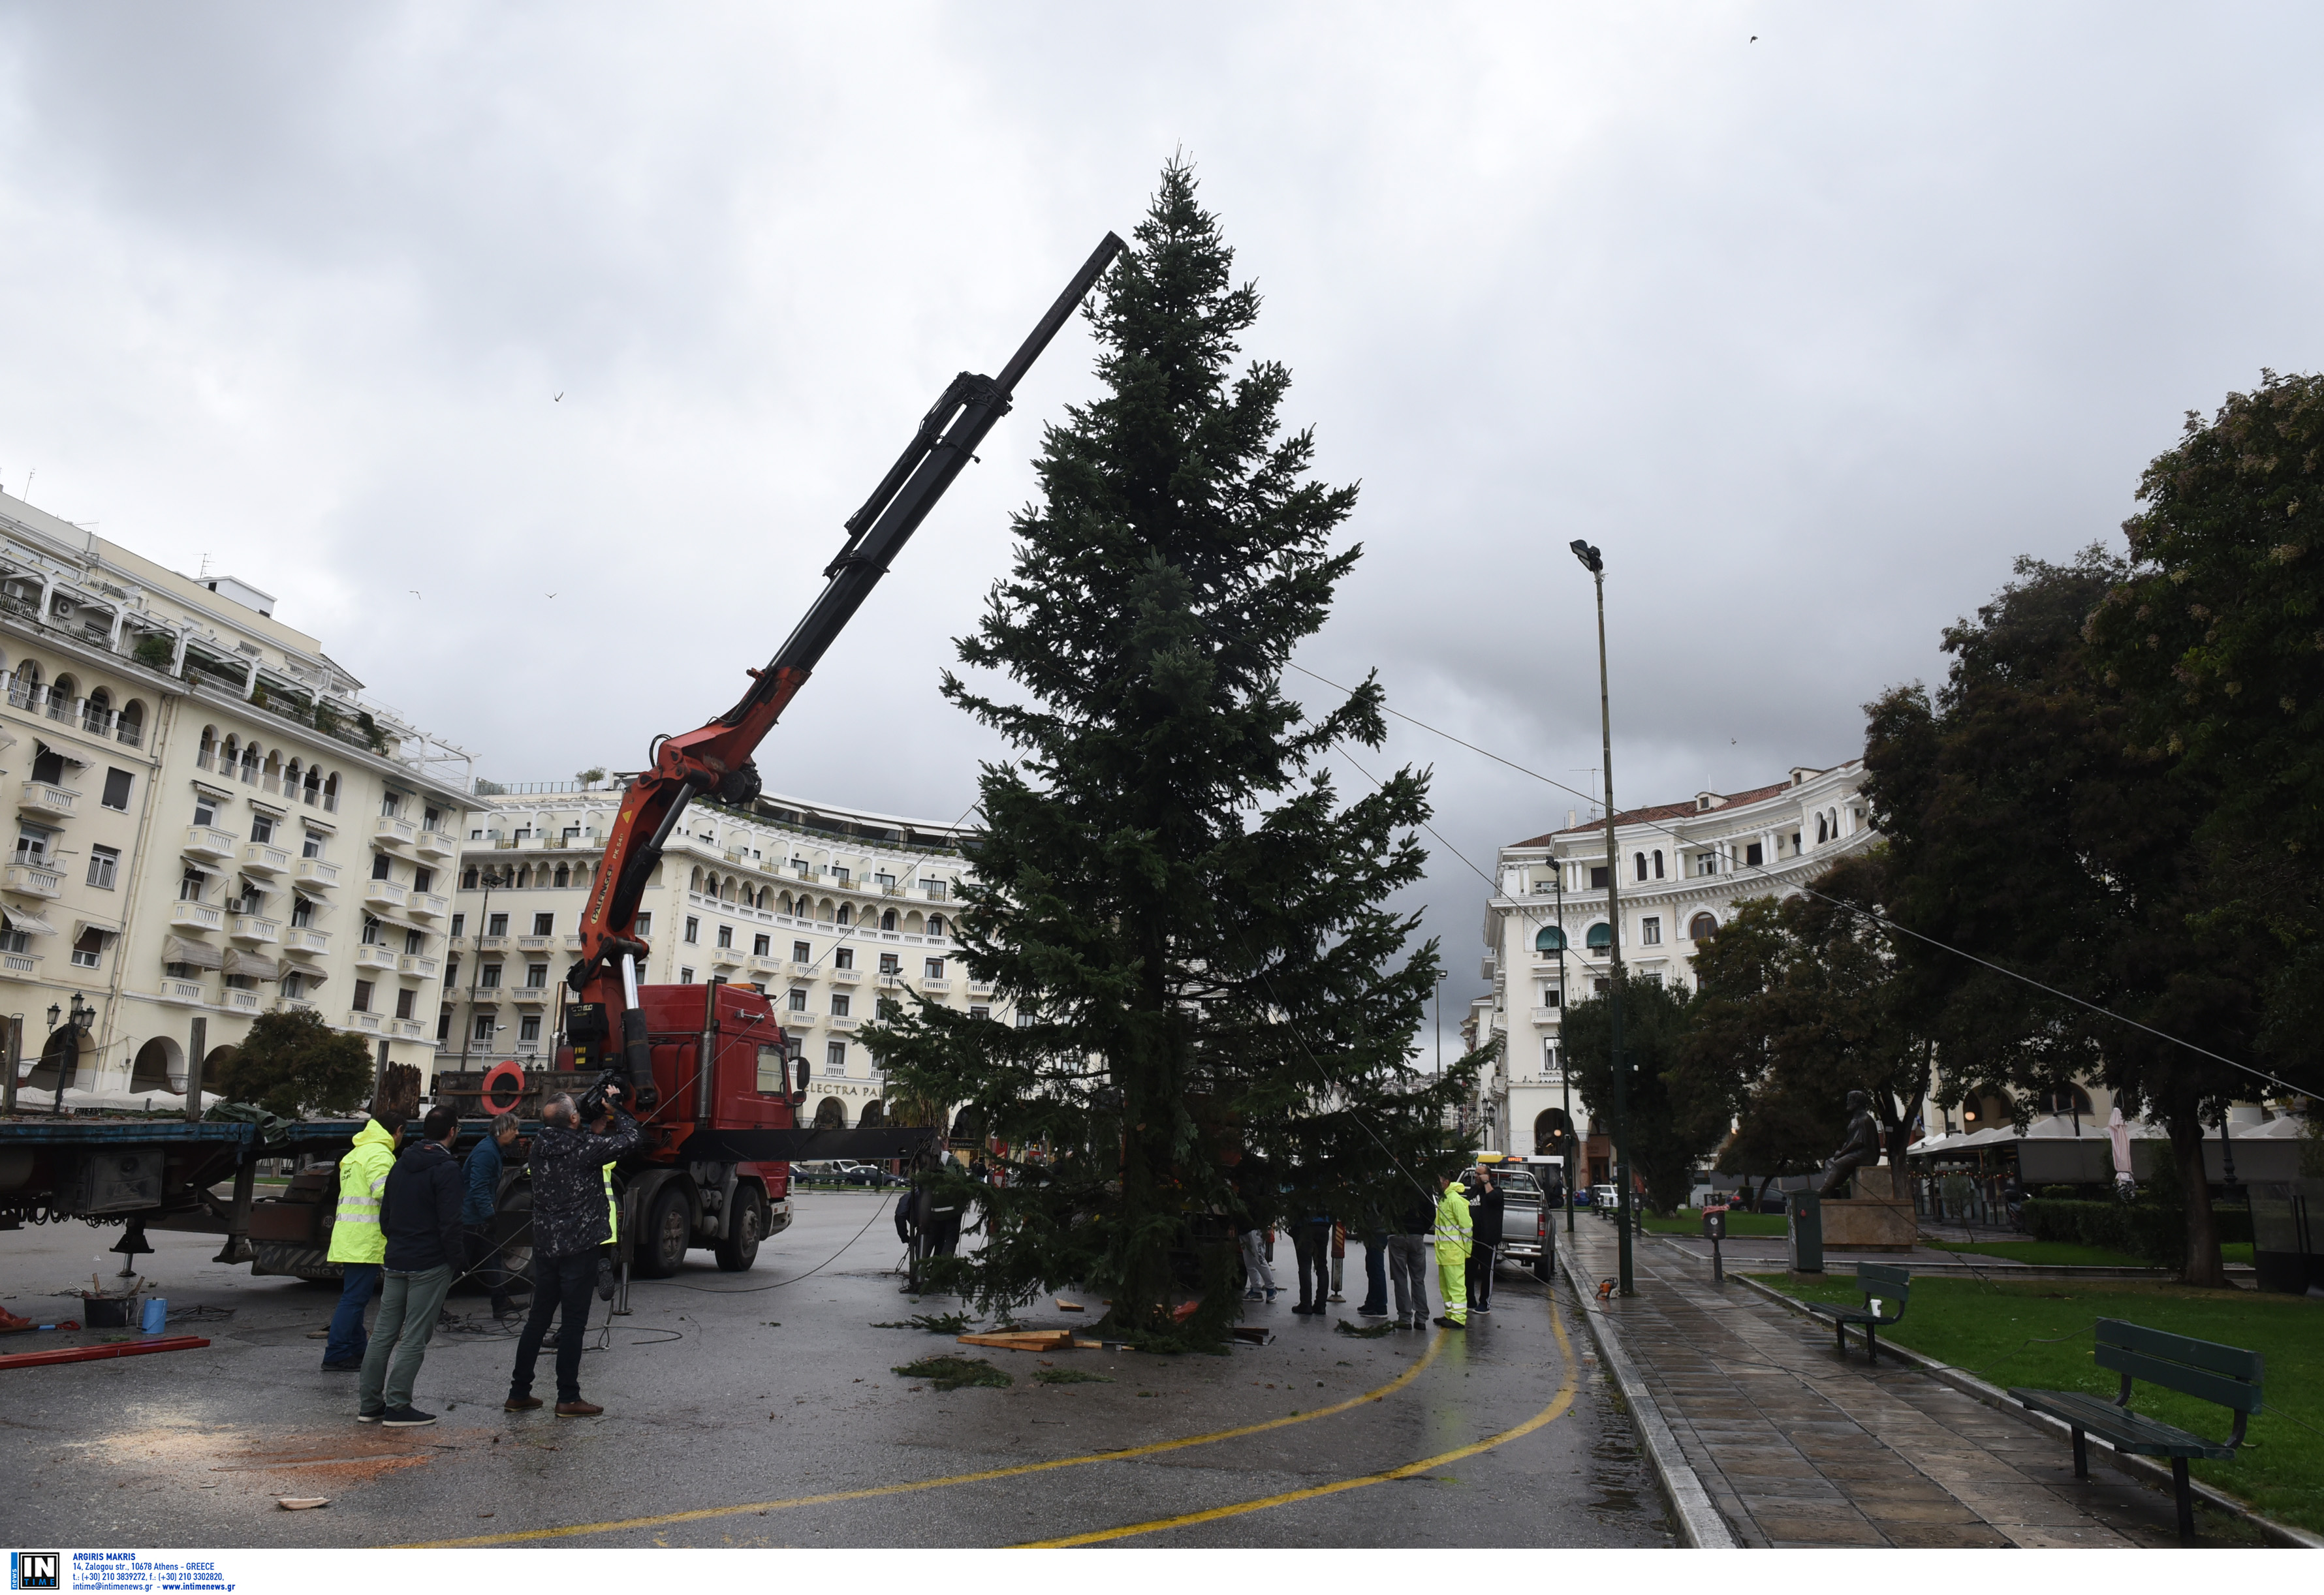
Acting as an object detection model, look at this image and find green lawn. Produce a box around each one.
[1641,1211,1789,1237]
[1927,1240,2255,1269]
[1757,1271,2324,1535]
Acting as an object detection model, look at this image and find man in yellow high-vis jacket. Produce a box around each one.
[322,1113,401,1370]
[1432,1171,1471,1330]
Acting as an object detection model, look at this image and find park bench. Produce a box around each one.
[1804,1262,1909,1363]
[2009,1319,2261,1539]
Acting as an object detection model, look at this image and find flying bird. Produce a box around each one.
[409,590,422,600]
[544,593,557,599]
[554,393,563,402]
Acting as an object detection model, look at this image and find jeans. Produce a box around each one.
[1466,1242,1496,1309]
[1358,1233,1389,1314]
[358,1264,453,1413]
[1387,1235,1429,1322]
[510,1250,598,1404]
[1292,1225,1329,1307]
[322,1262,381,1365]
[1238,1230,1276,1295]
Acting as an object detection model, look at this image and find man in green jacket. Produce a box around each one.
[1432,1171,1471,1330]
[321,1113,401,1370]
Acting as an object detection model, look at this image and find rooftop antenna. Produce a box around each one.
[1573,768,1599,819]
[198,553,211,578]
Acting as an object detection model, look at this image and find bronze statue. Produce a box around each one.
[1817,1089,1882,1198]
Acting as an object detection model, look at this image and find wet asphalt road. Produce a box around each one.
[1,1194,1672,1549]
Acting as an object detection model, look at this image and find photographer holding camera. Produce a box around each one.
[505,1083,640,1417]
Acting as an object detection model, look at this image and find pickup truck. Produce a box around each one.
[1469,1162,1556,1282]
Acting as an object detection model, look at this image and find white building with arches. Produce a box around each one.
[1464,760,1877,1175]
[0,489,473,1108]
[448,782,1007,1134]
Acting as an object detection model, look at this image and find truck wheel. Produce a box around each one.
[714,1187,765,1272]
[636,1185,691,1278]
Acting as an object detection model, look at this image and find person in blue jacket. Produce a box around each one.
[462,1111,524,1319]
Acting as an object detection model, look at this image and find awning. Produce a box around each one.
[2,909,58,937]
[223,949,279,981]
[33,738,86,767]
[73,913,122,938]
[162,935,225,970]
[287,965,329,990]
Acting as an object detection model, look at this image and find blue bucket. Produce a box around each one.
[141,1297,168,1334]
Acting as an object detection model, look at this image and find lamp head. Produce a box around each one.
[46,1002,61,1029]
[1569,540,1603,574]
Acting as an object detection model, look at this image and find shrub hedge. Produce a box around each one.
[2020,1198,2252,1265]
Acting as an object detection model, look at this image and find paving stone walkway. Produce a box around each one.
[1562,1221,2266,1548]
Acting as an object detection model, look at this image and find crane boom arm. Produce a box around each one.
[570,232,1125,1020]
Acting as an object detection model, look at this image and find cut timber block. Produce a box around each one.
[956,1330,1075,1352]
[1072,1338,1103,1350]
[1055,1298,1084,1312]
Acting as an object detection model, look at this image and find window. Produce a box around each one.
[831,993,851,1017]
[436,1006,451,1040]
[715,923,733,949]
[302,829,325,859]
[519,1015,542,1044]
[360,916,384,946]
[753,933,770,956]
[449,912,465,938]
[928,914,947,937]
[826,1041,846,1073]
[969,1006,989,1021]
[1588,865,1609,890]
[633,914,651,937]
[788,988,808,1012]
[380,793,401,818]
[792,940,810,963]
[473,1014,497,1043]
[532,912,554,936]
[394,988,417,1021]
[87,845,119,890]
[526,964,548,989]
[102,768,133,811]
[879,909,897,932]
[462,867,479,888]
[291,896,314,928]
[179,867,206,901]
[284,971,307,999]
[1539,988,1560,1008]
[1633,852,1647,882]
[404,929,425,955]
[14,824,51,865]
[562,824,580,842]
[836,905,852,926]
[924,958,945,980]
[193,794,219,828]
[874,871,894,889]
[1585,922,1612,952]
[353,979,375,1014]
[1594,978,1612,995]
[369,852,390,881]
[1652,850,1665,880]
[1533,925,1566,953]
[247,811,274,844]
[683,916,700,944]
[831,866,849,886]
[412,866,433,893]
[480,963,503,988]
[1641,916,1661,946]
[424,806,442,829]
[70,927,104,969]
[833,947,854,970]
[1744,841,1764,867]
[679,967,695,984]
[879,953,899,976]
[1697,852,1718,877]
[1688,912,1719,941]
[486,912,508,937]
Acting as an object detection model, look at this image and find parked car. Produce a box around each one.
[841,1162,905,1188]
[1589,1183,1620,1216]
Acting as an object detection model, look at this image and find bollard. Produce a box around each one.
[1703,1205,1727,1285]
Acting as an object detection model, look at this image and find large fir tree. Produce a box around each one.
[869,162,1475,1344]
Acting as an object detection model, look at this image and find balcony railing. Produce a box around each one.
[240,843,289,877]
[353,943,398,972]
[159,978,205,1005]
[475,934,508,952]
[415,829,458,858]
[347,1010,385,1033]
[225,989,262,1013]
[921,882,949,901]
[282,927,331,957]
[294,858,340,890]
[510,984,552,1006]
[399,953,441,980]
[828,965,862,983]
[363,878,408,910]
[517,935,554,953]
[828,1014,860,1032]
[168,899,223,931]
[406,891,448,920]
[281,997,317,1014]
[374,816,418,849]
[229,914,280,946]
[17,780,77,820]
[183,826,239,863]
[788,961,816,979]
[0,950,41,980]
[392,1017,426,1040]
[114,722,142,748]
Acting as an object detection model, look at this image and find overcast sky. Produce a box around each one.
[4,3,2321,1048]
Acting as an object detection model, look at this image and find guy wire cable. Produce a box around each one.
[1285,660,2317,1102]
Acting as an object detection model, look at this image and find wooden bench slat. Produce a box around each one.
[2097,1318,2262,1382]
[2010,1387,2238,1459]
[2096,1344,2265,1413]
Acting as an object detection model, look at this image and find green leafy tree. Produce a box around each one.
[1562,979,1723,1215]
[213,1008,373,1120]
[1864,551,2261,1285]
[869,162,1473,1346]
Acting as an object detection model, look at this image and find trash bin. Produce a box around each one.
[1787,1190,1823,1274]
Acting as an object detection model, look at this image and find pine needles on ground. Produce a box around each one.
[892,1355,1013,1391]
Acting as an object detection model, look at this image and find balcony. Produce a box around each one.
[363,877,408,912]
[240,843,290,878]
[169,899,223,932]
[1529,1007,1563,1027]
[474,934,509,953]
[828,965,862,983]
[921,882,949,902]
[0,950,41,980]
[346,1010,385,1033]
[510,984,553,1006]
[966,980,996,998]
[157,978,205,1006]
[748,954,781,976]
[373,816,418,850]
[17,780,78,820]
[562,933,584,952]
[353,943,398,973]
[406,891,448,920]
[183,826,240,863]
[710,946,744,968]
[392,1018,427,1040]
[398,953,441,981]
[787,960,816,980]
[919,976,953,995]
[281,997,317,1015]
[471,983,505,1003]
[229,914,280,946]
[281,926,331,958]
[783,1006,813,1027]
[225,989,262,1014]
[294,858,340,891]
[517,935,554,954]
[828,1014,860,1032]
[5,862,65,900]
[415,829,458,859]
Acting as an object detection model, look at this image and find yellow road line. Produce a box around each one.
[1019,1306,1579,1546]
[400,1331,1446,1547]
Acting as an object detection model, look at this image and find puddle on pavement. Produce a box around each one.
[1582,1381,1676,1542]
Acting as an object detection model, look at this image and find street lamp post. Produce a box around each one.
[1555,861,1575,1235]
[458,868,509,1075]
[46,993,96,1113]
[1571,538,1634,1297]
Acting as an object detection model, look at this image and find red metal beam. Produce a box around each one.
[0,1335,210,1371]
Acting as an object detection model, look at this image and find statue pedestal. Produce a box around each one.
[1821,1164,1917,1253]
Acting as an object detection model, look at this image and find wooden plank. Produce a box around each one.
[2097,1318,2264,1384]
[0,1335,210,1371]
[956,1331,1074,1352]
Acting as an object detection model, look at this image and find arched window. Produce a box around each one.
[1652,849,1665,880]
[46,674,74,720]
[304,766,323,805]
[858,1100,884,1128]
[1532,1107,1571,1154]
[12,660,42,710]
[322,772,339,812]
[116,699,146,747]
[462,867,479,890]
[1534,925,1567,953]
[927,914,946,938]
[1687,912,1718,941]
[238,741,259,784]
[85,687,111,734]
[813,1096,847,1130]
[1584,922,1612,951]
[1633,852,1647,882]
[835,903,851,925]
[552,863,571,888]
[1815,815,1827,844]
[779,893,793,916]
[880,909,897,932]
[691,867,704,893]
[2040,1083,2093,1117]
[720,878,736,903]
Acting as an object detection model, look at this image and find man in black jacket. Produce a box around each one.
[1467,1169,1505,1315]
[358,1104,465,1427]
[507,1089,640,1417]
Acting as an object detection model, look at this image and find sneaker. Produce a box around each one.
[320,1359,363,1372]
[1358,1306,1389,1318]
[356,1407,386,1424]
[504,1395,543,1412]
[1243,1289,1264,1301]
[555,1399,604,1418]
[1264,1288,1280,1303]
[1473,1303,1492,1314]
[381,1405,437,1427]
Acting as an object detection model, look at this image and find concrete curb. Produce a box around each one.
[1733,1269,2324,1550]
[1556,1251,1740,1549]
